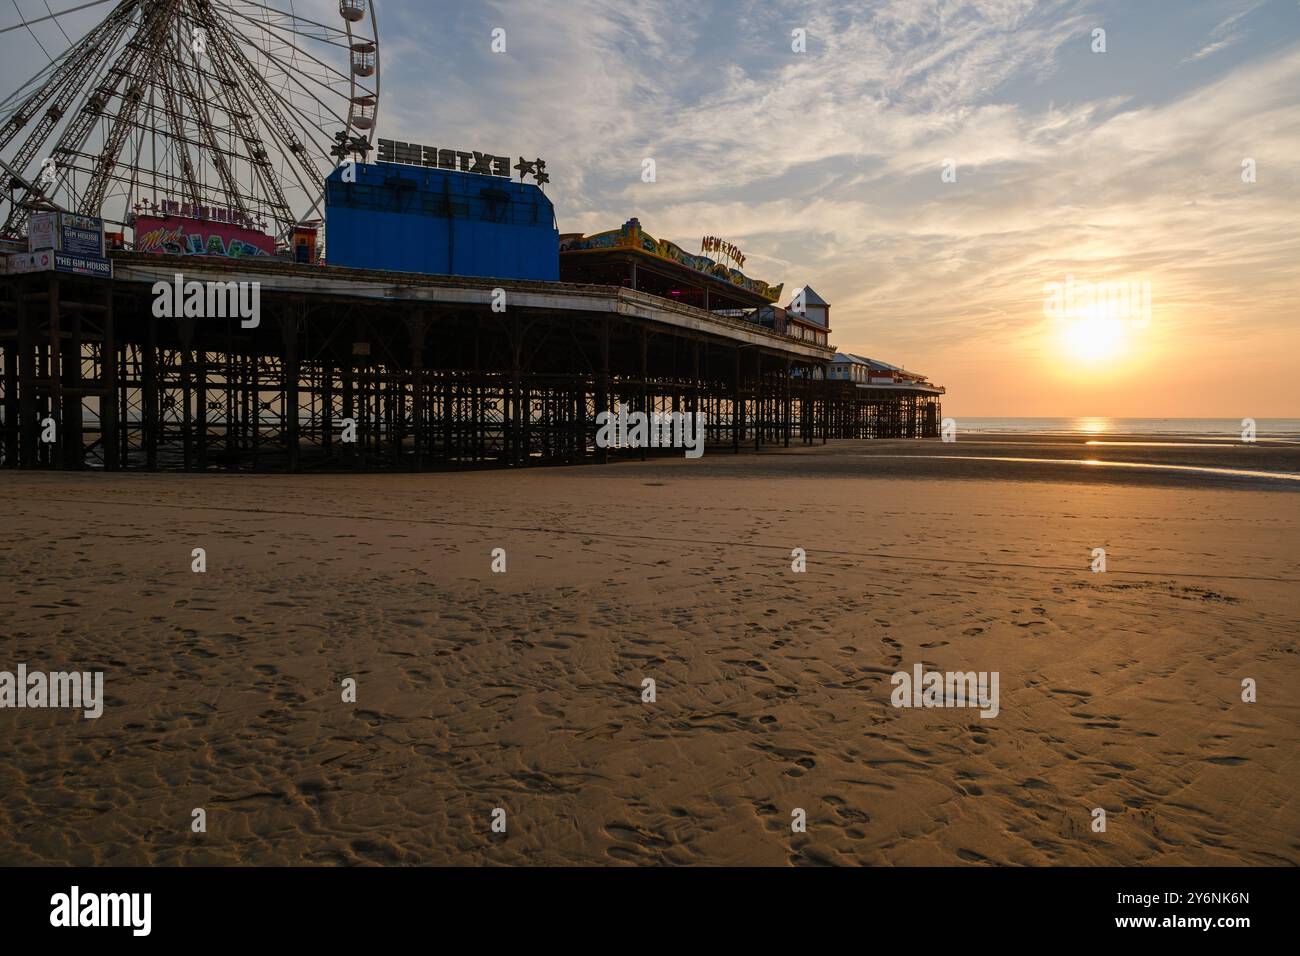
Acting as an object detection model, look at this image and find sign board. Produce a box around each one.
[28,211,105,256]
[560,218,783,302]
[134,215,274,258]
[59,214,106,257]
[53,251,111,278]
[150,199,257,230]
[374,138,551,184]
[28,214,56,252]
[7,250,53,274]
[700,235,745,270]
[7,248,112,278]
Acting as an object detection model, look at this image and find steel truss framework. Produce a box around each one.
[0,0,380,241]
[825,382,941,440]
[0,271,941,472]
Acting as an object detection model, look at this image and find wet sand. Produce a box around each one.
[0,435,1297,865]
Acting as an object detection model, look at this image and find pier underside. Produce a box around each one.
[825,382,942,440]
[0,257,940,471]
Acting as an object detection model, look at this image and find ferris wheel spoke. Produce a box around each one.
[0,0,117,35]
[193,51,294,223]
[189,63,290,224]
[0,5,130,157]
[155,63,202,205]
[33,2,159,217]
[215,1,351,53]
[215,0,349,43]
[235,36,355,139]
[192,6,317,208]
[79,0,187,214]
[217,3,360,101]
[170,52,248,216]
[0,51,65,118]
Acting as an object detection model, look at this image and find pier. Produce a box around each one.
[0,252,945,472]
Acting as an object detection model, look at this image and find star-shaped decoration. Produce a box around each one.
[329,130,350,160]
[348,135,372,160]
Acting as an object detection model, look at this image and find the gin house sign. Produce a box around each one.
[377,138,510,178]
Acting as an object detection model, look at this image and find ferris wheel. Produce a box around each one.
[0,0,380,244]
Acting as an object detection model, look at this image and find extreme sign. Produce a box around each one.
[377,139,511,178]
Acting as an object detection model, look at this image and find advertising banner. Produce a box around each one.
[134,215,275,258]
[27,214,56,252]
[28,211,105,256]
[7,250,53,274]
[53,251,112,278]
[59,214,105,257]
[7,248,112,278]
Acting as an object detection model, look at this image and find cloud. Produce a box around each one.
[1182,0,1266,63]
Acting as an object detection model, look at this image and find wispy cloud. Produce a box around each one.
[1183,0,1266,62]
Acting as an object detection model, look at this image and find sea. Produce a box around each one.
[953,418,1300,439]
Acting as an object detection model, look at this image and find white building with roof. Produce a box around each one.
[781,285,830,347]
[828,352,945,393]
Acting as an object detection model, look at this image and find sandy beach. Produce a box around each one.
[0,435,1297,866]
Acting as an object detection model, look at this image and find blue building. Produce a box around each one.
[324,162,559,280]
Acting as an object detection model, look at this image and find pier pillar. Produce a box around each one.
[2,334,16,467]
[407,313,429,468]
[783,359,791,448]
[177,313,196,471]
[639,327,648,462]
[144,315,158,470]
[46,277,67,469]
[598,319,610,464]
[732,346,741,454]
[102,285,119,470]
[17,284,37,467]
[281,302,303,473]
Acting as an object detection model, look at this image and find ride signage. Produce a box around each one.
[700,235,745,269]
[377,139,511,178]
[133,214,273,258]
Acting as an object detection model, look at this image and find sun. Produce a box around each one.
[1059,312,1126,363]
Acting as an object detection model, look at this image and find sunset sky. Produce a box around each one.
[5,0,1298,417]
[376,0,1300,418]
